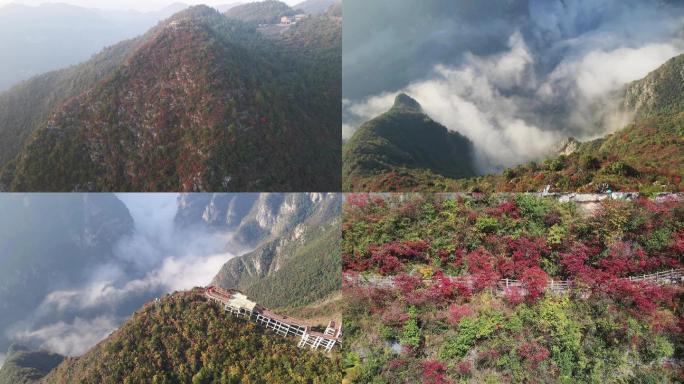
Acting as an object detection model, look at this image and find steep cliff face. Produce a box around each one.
[623,53,684,119]
[211,193,341,308]
[0,194,134,356]
[175,193,339,250]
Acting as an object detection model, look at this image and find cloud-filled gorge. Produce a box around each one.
[5,194,236,358]
[343,0,684,173]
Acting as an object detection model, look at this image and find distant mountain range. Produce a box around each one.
[174,192,342,308]
[343,54,684,192]
[0,2,187,92]
[0,344,63,384]
[0,3,341,192]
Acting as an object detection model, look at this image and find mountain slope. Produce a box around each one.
[224,0,295,24]
[41,291,342,383]
[212,193,341,308]
[0,37,142,176]
[0,345,63,384]
[294,0,339,15]
[342,195,684,383]
[1,5,341,192]
[343,93,476,191]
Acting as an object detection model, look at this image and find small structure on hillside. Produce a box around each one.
[280,14,307,25]
[204,286,341,352]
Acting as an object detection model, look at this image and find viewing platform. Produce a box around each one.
[204,286,342,353]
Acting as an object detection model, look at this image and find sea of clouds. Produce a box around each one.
[343,0,684,172]
[6,194,237,357]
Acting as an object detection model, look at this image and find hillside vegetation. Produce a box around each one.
[343,94,476,191]
[342,194,684,383]
[0,345,63,384]
[42,291,342,384]
[0,5,341,191]
[225,0,295,24]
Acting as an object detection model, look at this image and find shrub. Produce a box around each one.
[400,306,422,350]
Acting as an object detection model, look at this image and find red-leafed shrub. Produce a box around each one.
[509,237,549,276]
[381,302,410,326]
[387,358,408,370]
[520,267,549,302]
[457,360,472,375]
[504,286,525,305]
[422,360,451,384]
[447,304,473,325]
[346,193,370,209]
[466,248,500,290]
[368,240,431,274]
[395,273,423,296]
[518,342,550,367]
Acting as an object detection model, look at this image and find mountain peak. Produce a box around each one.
[392,93,422,112]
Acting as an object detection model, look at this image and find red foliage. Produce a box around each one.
[456,360,472,375]
[422,360,452,384]
[466,248,501,290]
[503,286,525,305]
[670,229,684,254]
[520,267,549,302]
[381,302,410,326]
[387,358,408,371]
[518,342,550,367]
[395,273,423,296]
[604,280,675,315]
[346,193,370,209]
[368,240,430,275]
[508,237,549,277]
[447,304,473,325]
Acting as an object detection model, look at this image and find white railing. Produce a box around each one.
[346,268,684,296]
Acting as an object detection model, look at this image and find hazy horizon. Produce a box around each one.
[0,0,302,12]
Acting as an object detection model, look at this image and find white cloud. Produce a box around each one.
[11,316,119,357]
[544,43,680,100]
[344,30,684,172]
[7,193,239,359]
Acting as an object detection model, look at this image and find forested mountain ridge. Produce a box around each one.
[212,193,341,308]
[40,291,342,383]
[0,5,341,192]
[225,0,296,24]
[343,93,476,191]
[0,37,143,175]
[0,344,63,384]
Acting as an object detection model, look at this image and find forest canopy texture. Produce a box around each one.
[342,194,684,383]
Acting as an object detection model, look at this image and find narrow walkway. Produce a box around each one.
[204,286,342,352]
[346,268,684,296]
